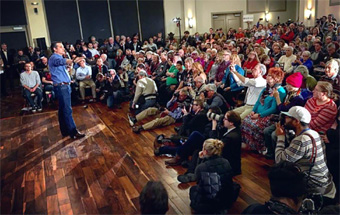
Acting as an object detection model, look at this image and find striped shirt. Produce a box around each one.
[276,130,335,198]
[304,97,337,133]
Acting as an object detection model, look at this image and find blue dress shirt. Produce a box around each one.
[49,53,70,84]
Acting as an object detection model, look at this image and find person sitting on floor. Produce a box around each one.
[131,70,158,114]
[128,89,192,133]
[20,62,43,112]
[189,139,237,214]
[275,106,336,204]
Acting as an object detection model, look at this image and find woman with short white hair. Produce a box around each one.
[292,50,313,72]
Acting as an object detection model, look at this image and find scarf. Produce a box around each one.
[283,89,301,105]
[260,84,281,105]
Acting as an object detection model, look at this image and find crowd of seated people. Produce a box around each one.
[1,13,340,214]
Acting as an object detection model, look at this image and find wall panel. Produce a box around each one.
[45,0,81,44]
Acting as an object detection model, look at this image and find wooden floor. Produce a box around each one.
[0,101,274,214]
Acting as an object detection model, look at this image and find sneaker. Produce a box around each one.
[37,107,42,112]
[32,107,37,113]
[127,114,137,127]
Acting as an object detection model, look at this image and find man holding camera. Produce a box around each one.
[202,84,228,113]
[231,63,267,119]
[129,89,191,133]
[275,106,336,202]
[132,70,157,114]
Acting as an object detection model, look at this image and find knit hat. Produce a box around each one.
[286,72,303,88]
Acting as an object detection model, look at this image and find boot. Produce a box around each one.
[132,125,143,133]
[165,155,182,166]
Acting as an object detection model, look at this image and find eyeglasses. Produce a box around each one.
[193,103,199,106]
[223,117,229,121]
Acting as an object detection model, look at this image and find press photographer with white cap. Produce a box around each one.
[275,106,336,205]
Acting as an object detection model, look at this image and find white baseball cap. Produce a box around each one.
[281,106,311,124]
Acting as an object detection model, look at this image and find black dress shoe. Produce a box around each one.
[70,131,85,139]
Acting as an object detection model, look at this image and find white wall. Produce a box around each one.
[195,0,297,33]
[24,0,50,47]
[164,0,185,38]
[317,0,340,20]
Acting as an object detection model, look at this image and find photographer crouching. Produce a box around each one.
[275,106,336,210]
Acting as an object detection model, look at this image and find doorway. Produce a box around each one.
[212,13,242,33]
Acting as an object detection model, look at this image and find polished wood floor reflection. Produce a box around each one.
[1,102,273,214]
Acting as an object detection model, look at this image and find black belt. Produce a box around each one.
[54,82,70,86]
[144,93,157,100]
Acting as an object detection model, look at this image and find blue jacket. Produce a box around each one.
[222,65,244,92]
[292,58,313,72]
[253,86,286,117]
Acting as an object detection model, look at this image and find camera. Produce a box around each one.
[180,102,191,112]
[207,112,223,121]
[173,92,180,98]
[270,113,286,125]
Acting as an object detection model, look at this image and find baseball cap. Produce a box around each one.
[281,106,311,124]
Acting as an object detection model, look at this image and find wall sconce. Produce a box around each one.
[265,11,270,22]
[305,8,312,20]
[31,2,39,14]
[172,17,182,40]
[188,17,194,28]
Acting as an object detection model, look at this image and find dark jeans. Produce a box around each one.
[23,87,43,108]
[1,73,7,96]
[107,90,123,108]
[177,131,206,159]
[134,98,156,115]
[44,84,55,101]
[158,131,206,159]
[54,85,77,136]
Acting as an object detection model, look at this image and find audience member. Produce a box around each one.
[241,68,286,153]
[243,161,307,214]
[76,58,96,103]
[305,81,337,133]
[139,181,169,215]
[20,63,43,112]
[275,106,336,202]
[189,139,236,214]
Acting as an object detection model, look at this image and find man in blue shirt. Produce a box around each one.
[49,42,85,139]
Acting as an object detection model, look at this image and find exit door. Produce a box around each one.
[212,13,241,33]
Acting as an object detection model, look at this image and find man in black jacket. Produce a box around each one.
[176,99,208,137]
[209,110,242,175]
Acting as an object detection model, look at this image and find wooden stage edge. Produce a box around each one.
[1,102,273,214]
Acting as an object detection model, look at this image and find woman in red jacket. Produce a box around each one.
[243,50,260,78]
[280,27,295,43]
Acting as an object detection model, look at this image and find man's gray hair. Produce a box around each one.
[139,70,147,77]
[206,84,217,92]
[258,63,267,76]
[286,46,294,52]
[326,59,340,74]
